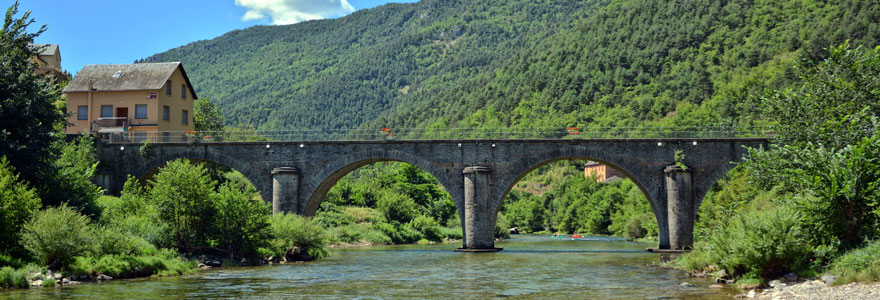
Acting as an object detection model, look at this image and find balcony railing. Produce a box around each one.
[94,117,130,129]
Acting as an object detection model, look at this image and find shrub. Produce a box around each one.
[374,222,422,244]
[438,227,462,240]
[148,159,217,252]
[328,225,362,244]
[42,276,55,287]
[361,229,392,245]
[494,213,510,239]
[268,213,328,260]
[411,215,443,242]
[20,204,94,269]
[0,156,42,256]
[71,251,196,279]
[0,266,28,289]
[830,240,880,284]
[94,225,156,257]
[678,203,811,280]
[214,181,271,257]
[376,190,419,223]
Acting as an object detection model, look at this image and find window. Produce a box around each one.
[163,106,170,121]
[182,110,188,124]
[166,80,172,95]
[135,104,147,119]
[134,132,147,142]
[77,106,88,120]
[180,84,187,99]
[100,105,113,118]
[161,132,169,143]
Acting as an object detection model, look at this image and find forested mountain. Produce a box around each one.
[142,0,880,131]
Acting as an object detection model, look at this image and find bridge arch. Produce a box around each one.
[131,150,271,202]
[492,150,665,237]
[300,149,462,217]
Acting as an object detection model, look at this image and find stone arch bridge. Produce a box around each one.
[95,138,768,251]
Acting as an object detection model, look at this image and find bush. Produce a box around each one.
[438,227,462,240]
[830,240,880,284]
[0,266,28,289]
[71,250,195,279]
[411,215,443,242]
[214,181,271,257]
[42,276,55,287]
[268,213,328,260]
[374,222,422,244]
[0,156,42,257]
[494,213,510,239]
[361,229,392,245]
[678,203,811,280]
[20,204,94,269]
[148,159,217,252]
[94,225,156,257]
[376,190,419,223]
[328,225,362,244]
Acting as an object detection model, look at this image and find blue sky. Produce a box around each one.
[4,0,417,74]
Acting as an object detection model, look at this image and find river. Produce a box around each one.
[1,234,736,299]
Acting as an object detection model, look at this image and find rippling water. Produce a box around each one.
[1,235,737,299]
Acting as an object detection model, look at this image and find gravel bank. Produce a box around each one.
[751,280,879,300]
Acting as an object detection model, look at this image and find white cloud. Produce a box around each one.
[235,0,356,25]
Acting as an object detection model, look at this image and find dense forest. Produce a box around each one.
[143,0,879,134]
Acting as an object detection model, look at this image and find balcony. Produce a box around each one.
[94,117,129,131]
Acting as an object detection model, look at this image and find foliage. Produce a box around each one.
[0,266,28,289]
[139,139,152,157]
[0,156,41,257]
[679,203,811,281]
[47,134,103,217]
[70,249,195,279]
[193,98,224,132]
[0,1,65,200]
[673,149,687,171]
[267,213,328,260]
[214,181,271,257]
[96,178,168,247]
[829,240,880,285]
[744,45,880,252]
[20,204,93,269]
[148,159,218,252]
[93,225,156,257]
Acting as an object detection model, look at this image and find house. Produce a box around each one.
[29,43,67,81]
[63,62,197,142]
[584,161,626,183]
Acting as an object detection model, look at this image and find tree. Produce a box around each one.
[193,97,224,132]
[148,159,217,252]
[745,44,880,252]
[0,1,65,197]
[0,156,41,257]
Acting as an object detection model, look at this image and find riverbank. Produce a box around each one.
[751,280,880,299]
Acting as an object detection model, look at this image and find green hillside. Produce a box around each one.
[143,0,599,130]
[142,0,879,133]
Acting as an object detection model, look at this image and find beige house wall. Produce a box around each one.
[64,68,194,134]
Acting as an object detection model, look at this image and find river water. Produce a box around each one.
[2,234,736,299]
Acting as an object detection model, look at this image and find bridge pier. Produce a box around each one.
[272,167,301,215]
[458,166,501,251]
[665,165,694,250]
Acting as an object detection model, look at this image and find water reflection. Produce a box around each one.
[0,235,736,299]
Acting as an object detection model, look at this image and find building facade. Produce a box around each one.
[63,62,197,141]
[584,161,626,183]
[29,43,67,81]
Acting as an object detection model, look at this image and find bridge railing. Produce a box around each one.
[96,127,774,143]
